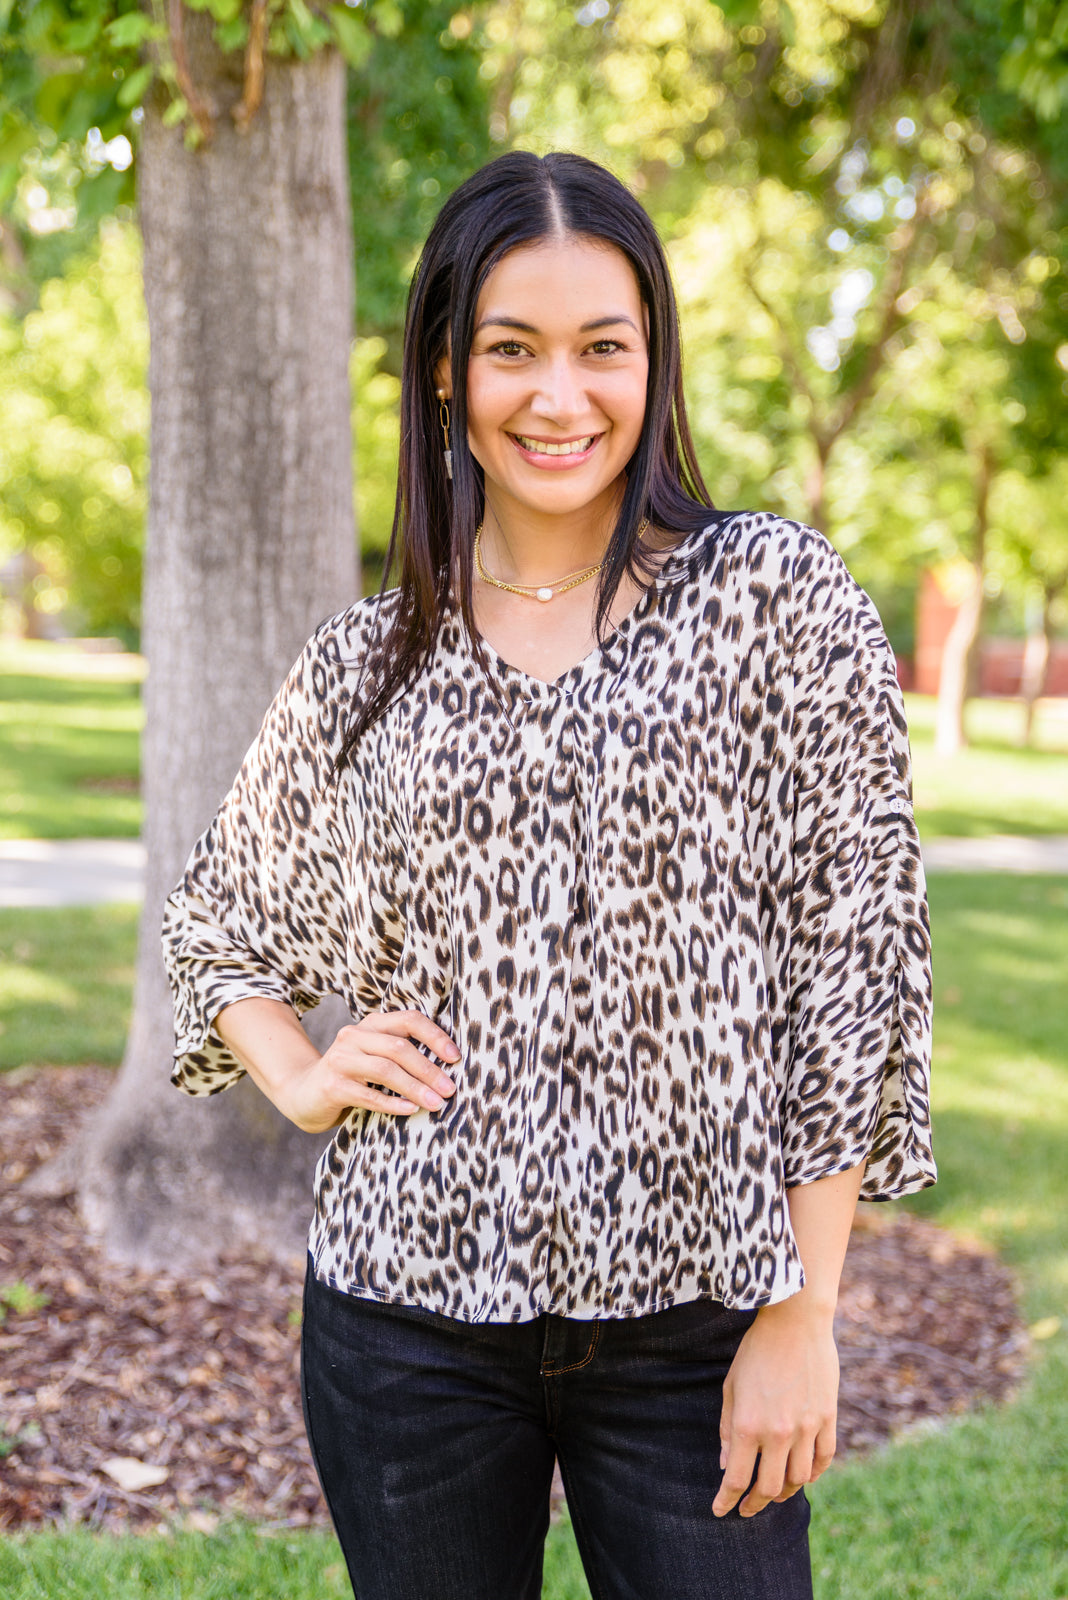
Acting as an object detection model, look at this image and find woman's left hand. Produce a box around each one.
[712,1297,839,1519]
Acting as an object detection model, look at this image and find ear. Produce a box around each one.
[434,352,452,400]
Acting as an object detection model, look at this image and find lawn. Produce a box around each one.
[0,905,138,1070]
[0,641,142,841]
[1,872,1066,1596]
[906,692,1068,838]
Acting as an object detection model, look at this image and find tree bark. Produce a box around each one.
[1019,589,1052,746]
[934,446,992,760]
[75,22,359,1268]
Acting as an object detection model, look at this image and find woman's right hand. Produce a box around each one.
[280,1010,461,1132]
[214,998,460,1133]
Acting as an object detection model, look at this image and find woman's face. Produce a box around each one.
[451,235,649,529]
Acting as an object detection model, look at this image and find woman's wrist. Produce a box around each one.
[756,1287,838,1331]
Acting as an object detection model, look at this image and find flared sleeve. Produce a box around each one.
[778,531,936,1200]
[161,620,354,1097]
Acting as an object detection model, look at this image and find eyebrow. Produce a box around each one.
[474,314,641,335]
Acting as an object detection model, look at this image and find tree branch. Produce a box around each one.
[233,0,269,134]
[742,265,828,449]
[827,201,927,446]
[168,0,215,143]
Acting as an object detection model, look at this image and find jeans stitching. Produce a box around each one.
[542,1321,600,1376]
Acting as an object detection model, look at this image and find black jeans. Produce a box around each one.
[301,1262,813,1600]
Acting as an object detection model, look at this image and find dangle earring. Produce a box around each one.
[437,389,453,480]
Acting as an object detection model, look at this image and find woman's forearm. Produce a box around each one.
[779,1160,867,1319]
[214,997,322,1110]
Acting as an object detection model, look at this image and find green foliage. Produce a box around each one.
[351,335,400,564]
[0,0,490,321]
[480,0,1068,632]
[0,1281,48,1323]
[0,222,147,641]
[999,0,1068,118]
[345,0,491,342]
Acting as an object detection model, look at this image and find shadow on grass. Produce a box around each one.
[0,672,142,841]
[0,907,137,1070]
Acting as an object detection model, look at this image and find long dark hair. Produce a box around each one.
[338,150,716,760]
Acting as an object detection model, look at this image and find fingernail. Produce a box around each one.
[438,1075,456,1095]
[424,1091,445,1110]
[445,1045,461,1061]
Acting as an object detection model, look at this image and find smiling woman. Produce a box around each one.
[159,151,934,1600]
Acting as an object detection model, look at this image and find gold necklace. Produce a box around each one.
[474,519,648,603]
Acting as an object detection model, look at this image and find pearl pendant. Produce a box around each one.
[536,586,554,602]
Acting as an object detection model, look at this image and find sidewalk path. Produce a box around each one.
[920,834,1068,874]
[0,839,145,908]
[3,834,1068,909]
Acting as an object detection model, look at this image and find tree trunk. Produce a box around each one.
[934,447,992,760]
[803,437,830,533]
[1019,587,1055,747]
[75,23,359,1268]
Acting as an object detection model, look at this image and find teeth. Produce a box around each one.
[515,434,595,456]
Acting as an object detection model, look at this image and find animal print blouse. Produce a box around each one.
[163,512,935,1323]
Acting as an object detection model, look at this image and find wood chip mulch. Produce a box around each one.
[0,1066,1030,1532]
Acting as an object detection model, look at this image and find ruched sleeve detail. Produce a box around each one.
[162,622,354,1096]
[779,534,936,1200]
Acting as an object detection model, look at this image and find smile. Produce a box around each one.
[511,433,598,456]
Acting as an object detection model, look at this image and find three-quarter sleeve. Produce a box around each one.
[778,532,936,1200]
[162,621,354,1097]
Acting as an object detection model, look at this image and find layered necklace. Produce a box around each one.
[474,518,649,604]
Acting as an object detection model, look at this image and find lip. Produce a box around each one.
[507,432,603,469]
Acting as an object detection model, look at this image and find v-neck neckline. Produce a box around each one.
[463,518,723,700]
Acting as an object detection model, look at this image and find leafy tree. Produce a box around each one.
[0,221,147,641]
[479,0,1067,742]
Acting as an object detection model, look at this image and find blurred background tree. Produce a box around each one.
[0,223,147,643]
[472,0,1068,749]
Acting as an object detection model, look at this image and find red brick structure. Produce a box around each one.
[914,567,1068,697]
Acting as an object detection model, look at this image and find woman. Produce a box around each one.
[163,150,935,1600]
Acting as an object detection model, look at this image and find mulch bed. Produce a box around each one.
[0,1066,1030,1532]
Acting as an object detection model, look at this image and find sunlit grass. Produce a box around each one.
[905,693,1068,838]
[0,642,142,841]
[0,905,137,1069]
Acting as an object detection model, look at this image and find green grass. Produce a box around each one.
[804,872,1068,1598]
[906,693,1068,838]
[1,870,1066,1593]
[0,1518,597,1599]
[0,641,142,841]
[0,906,138,1069]
[0,1517,589,1599]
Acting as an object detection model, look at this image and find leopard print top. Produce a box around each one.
[163,512,935,1322]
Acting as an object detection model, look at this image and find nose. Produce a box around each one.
[529,354,585,424]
